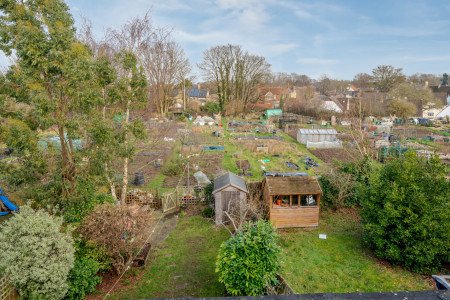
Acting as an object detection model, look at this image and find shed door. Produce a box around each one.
[221,191,240,212]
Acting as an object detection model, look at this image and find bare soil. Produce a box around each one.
[311,148,362,164]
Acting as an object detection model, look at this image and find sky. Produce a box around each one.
[2,0,450,80]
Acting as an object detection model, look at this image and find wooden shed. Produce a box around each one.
[263,176,322,228]
[213,172,249,225]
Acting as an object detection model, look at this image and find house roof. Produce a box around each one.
[346,84,358,92]
[213,172,248,194]
[322,100,343,113]
[188,87,208,98]
[436,105,450,118]
[265,176,322,195]
[259,86,287,98]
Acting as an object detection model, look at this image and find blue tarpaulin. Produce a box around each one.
[203,146,225,151]
[0,188,19,215]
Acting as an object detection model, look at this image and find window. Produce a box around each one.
[272,195,300,208]
[300,195,317,206]
[273,195,289,207]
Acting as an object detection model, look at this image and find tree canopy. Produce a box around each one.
[372,65,405,92]
[361,152,450,273]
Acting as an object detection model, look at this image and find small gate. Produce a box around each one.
[161,186,205,213]
[162,192,178,213]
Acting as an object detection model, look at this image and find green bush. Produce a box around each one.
[66,256,101,300]
[320,157,378,209]
[361,151,450,273]
[216,220,281,296]
[201,101,221,114]
[162,156,185,176]
[0,118,38,155]
[64,177,115,223]
[319,172,354,209]
[66,240,111,299]
[203,182,214,205]
[202,207,214,219]
[0,205,74,299]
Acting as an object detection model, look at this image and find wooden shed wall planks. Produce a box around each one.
[263,176,321,228]
[269,206,319,228]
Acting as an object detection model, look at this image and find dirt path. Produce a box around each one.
[87,210,179,299]
[148,211,179,246]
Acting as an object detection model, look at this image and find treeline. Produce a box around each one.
[320,152,450,273]
[198,44,271,115]
[0,1,187,299]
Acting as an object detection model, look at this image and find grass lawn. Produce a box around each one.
[279,210,432,293]
[111,215,229,299]
[222,129,323,182]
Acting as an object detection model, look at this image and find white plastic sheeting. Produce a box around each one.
[193,116,215,126]
[297,128,338,144]
[194,171,211,187]
[306,140,343,149]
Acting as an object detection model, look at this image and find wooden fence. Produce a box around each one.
[161,186,205,213]
[0,275,17,300]
[116,189,161,208]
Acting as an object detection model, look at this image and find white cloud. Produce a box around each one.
[267,43,298,55]
[214,0,270,31]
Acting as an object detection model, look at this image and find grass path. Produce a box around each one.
[279,210,432,293]
[110,214,229,299]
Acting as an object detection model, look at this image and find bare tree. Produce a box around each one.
[233,52,271,114]
[346,97,376,158]
[352,73,373,90]
[198,44,236,115]
[107,15,152,204]
[141,33,191,116]
[221,182,266,234]
[316,74,332,96]
[199,44,270,115]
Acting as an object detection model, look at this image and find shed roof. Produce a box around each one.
[213,172,248,194]
[298,128,337,135]
[265,176,322,195]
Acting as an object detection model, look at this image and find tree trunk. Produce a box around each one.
[120,71,133,205]
[105,163,117,201]
[58,124,75,197]
[120,99,131,205]
[102,87,117,201]
[183,80,186,111]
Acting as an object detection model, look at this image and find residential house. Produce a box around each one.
[430,85,450,106]
[436,105,450,119]
[258,86,289,108]
[188,84,210,103]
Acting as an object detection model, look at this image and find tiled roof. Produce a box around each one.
[188,87,208,98]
